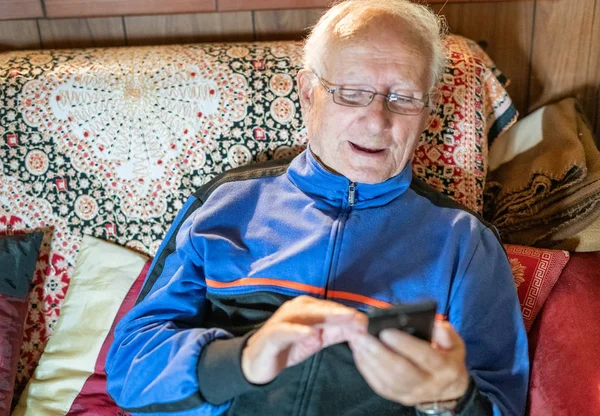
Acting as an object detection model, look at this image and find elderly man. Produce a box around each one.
[106,0,529,415]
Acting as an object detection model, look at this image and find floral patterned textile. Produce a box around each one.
[0,35,516,400]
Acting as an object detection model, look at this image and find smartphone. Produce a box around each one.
[367,300,438,341]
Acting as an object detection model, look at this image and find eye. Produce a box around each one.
[389,94,414,104]
[340,90,361,99]
[336,89,371,104]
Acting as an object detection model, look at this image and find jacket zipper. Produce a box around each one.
[324,181,355,299]
[348,182,356,208]
[295,181,356,416]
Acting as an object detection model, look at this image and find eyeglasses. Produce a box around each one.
[311,70,429,116]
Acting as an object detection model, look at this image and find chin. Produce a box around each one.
[343,168,391,184]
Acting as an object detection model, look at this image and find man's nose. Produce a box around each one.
[364,94,392,134]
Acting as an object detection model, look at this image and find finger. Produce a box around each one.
[351,333,427,383]
[317,321,365,347]
[288,330,323,366]
[379,328,445,372]
[431,321,465,351]
[260,322,315,352]
[279,297,363,326]
[353,345,394,400]
[323,309,368,327]
[352,340,425,405]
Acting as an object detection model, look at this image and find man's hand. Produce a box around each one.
[241,296,366,385]
[349,320,470,406]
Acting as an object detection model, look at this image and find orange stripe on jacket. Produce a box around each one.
[205,278,439,313]
[205,277,326,296]
[327,290,392,309]
[205,278,389,309]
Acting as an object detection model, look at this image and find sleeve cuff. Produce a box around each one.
[454,376,493,416]
[415,376,493,416]
[197,331,264,405]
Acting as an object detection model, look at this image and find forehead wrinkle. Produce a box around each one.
[326,47,428,92]
[322,18,431,92]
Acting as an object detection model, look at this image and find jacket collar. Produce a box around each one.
[286,146,412,209]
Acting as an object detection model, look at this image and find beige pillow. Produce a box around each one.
[13,235,148,415]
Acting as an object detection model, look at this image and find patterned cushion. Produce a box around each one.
[505,244,570,332]
[0,35,516,397]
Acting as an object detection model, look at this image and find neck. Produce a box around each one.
[309,146,341,176]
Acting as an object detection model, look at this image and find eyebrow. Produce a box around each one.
[335,75,420,92]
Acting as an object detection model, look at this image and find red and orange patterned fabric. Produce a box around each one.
[505,244,570,332]
[0,35,517,399]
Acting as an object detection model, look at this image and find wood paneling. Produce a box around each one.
[586,0,599,142]
[219,0,508,12]
[44,0,216,19]
[434,1,535,118]
[254,8,325,40]
[38,17,126,48]
[0,0,43,20]
[528,0,599,140]
[218,0,330,12]
[0,19,41,50]
[125,12,254,45]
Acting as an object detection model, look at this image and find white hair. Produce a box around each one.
[303,0,447,90]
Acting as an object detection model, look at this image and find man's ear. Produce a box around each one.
[297,69,315,119]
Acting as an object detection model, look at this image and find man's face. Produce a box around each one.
[298,21,432,184]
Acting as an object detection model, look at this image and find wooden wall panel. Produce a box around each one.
[528,0,599,140]
[219,0,330,12]
[0,0,44,20]
[0,19,41,51]
[433,1,535,118]
[38,17,126,48]
[125,12,254,45]
[44,0,216,18]
[218,0,505,12]
[586,0,599,142]
[254,8,325,40]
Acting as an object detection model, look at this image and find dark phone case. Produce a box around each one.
[367,300,437,341]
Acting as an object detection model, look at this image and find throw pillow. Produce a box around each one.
[12,235,150,415]
[527,251,600,415]
[504,244,569,332]
[0,231,43,414]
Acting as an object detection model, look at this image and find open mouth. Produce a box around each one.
[350,142,385,155]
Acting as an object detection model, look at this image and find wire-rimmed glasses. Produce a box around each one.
[311,70,429,116]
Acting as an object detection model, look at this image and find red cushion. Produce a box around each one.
[0,232,43,413]
[65,259,150,415]
[527,251,600,415]
[504,245,570,332]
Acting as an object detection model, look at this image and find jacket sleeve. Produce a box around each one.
[448,227,530,416]
[105,206,258,415]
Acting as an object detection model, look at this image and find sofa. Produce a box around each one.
[1,35,599,416]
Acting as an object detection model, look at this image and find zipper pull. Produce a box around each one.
[348,182,356,207]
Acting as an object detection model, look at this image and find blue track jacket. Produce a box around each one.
[106,149,529,415]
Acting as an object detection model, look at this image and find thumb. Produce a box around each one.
[431,320,463,351]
